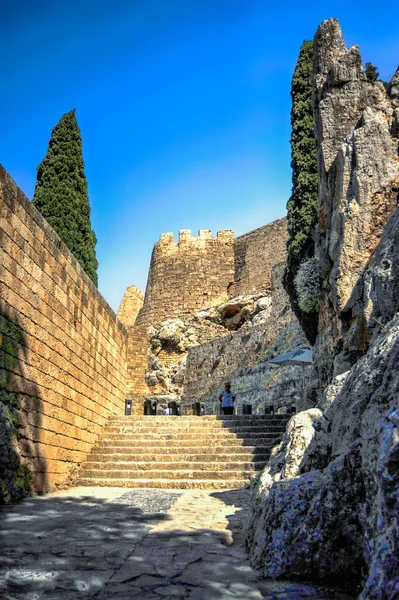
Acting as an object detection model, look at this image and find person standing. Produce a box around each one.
[218,382,235,415]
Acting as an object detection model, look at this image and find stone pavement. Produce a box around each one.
[0,487,355,599]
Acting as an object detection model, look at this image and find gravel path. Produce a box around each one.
[0,487,355,599]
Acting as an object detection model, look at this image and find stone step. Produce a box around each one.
[77,478,249,490]
[91,445,272,455]
[95,439,278,449]
[81,461,267,477]
[87,452,271,463]
[79,468,255,480]
[99,432,281,441]
[108,416,289,424]
[102,425,287,434]
[81,460,267,471]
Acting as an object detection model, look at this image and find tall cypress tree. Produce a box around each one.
[32,109,98,286]
[283,40,319,344]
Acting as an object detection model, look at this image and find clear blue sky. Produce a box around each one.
[2,1,398,312]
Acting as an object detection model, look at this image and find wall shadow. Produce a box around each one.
[0,310,48,503]
[0,490,356,600]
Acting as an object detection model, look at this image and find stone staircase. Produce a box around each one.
[77,415,290,489]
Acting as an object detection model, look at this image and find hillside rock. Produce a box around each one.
[145,288,279,398]
[246,19,399,599]
[312,18,399,388]
[247,313,399,597]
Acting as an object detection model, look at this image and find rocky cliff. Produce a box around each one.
[142,263,310,415]
[246,19,399,600]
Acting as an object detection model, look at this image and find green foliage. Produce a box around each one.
[294,258,321,313]
[365,62,379,83]
[283,41,319,344]
[32,109,98,286]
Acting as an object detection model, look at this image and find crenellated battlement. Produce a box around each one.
[133,219,287,327]
[158,229,234,247]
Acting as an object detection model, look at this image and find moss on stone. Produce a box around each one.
[0,311,32,504]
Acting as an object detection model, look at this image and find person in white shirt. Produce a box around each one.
[218,381,235,415]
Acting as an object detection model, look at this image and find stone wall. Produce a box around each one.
[0,166,128,500]
[136,229,235,326]
[117,285,144,327]
[125,324,151,412]
[233,218,287,296]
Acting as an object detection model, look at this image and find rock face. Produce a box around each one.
[182,264,310,415]
[313,18,399,387]
[247,315,399,598]
[246,19,399,600]
[143,294,275,401]
[142,263,312,415]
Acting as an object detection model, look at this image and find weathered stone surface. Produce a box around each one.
[0,487,354,600]
[246,20,399,600]
[312,18,399,387]
[234,217,288,296]
[0,166,128,500]
[182,264,310,415]
[249,315,399,597]
[144,287,283,402]
[387,66,399,108]
[117,285,144,327]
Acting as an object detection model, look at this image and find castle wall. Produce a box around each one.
[0,166,128,496]
[233,217,288,295]
[117,285,144,327]
[136,229,235,326]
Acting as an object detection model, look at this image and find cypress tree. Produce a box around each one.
[283,40,319,344]
[365,62,379,83]
[32,109,98,286]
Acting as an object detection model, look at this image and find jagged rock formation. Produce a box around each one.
[246,19,399,600]
[182,264,309,414]
[142,262,310,415]
[312,19,399,387]
[144,290,277,401]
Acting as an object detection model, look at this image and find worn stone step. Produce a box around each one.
[77,478,249,490]
[79,468,255,480]
[102,425,287,434]
[88,452,271,463]
[99,432,281,441]
[108,416,289,424]
[91,445,272,455]
[81,460,267,471]
[96,438,278,448]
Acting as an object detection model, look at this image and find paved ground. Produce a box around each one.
[0,487,355,599]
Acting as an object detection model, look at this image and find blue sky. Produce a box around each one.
[2,1,398,312]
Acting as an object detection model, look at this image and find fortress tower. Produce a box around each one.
[135,229,235,326]
[117,218,288,407]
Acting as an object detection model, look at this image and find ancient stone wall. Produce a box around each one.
[233,218,287,296]
[0,166,128,499]
[117,285,144,327]
[136,229,235,326]
[125,324,151,413]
